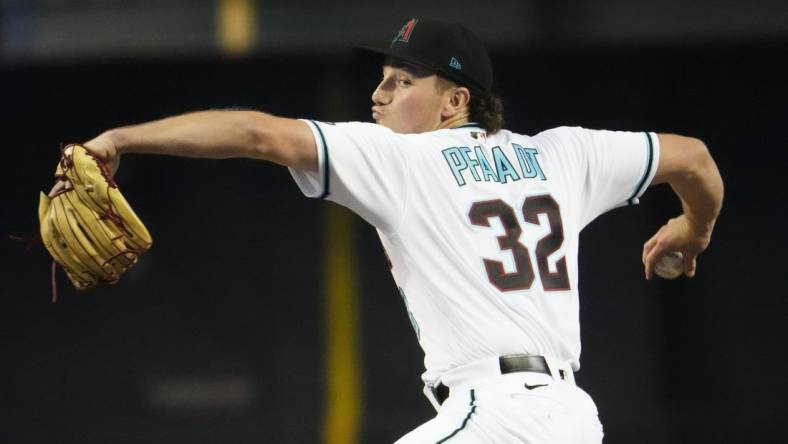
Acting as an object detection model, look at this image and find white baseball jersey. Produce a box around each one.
[289,120,659,387]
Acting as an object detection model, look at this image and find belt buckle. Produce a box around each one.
[499,354,550,376]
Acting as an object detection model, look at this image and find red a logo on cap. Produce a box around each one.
[394,18,418,44]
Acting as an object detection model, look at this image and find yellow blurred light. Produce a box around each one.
[217,0,257,56]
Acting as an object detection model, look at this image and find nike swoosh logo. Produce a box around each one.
[524,383,548,390]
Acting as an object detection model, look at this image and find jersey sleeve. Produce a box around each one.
[534,126,660,228]
[288,120,410,233]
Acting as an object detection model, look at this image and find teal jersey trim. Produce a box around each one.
[436,389,477,443]
[628,132,655,205]
[452,122,482,130]
[308,120,331,199]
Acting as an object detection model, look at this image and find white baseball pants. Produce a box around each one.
[394,356,604,444]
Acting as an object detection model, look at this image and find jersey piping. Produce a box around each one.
[627,132,656,205]
[436,389,477,443]
[306,120,331,199]
[452,122,482,130]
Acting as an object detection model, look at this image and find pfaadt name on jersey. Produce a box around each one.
[441,143,546,187]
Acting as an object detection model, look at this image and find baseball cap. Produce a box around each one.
[353,18,493,94]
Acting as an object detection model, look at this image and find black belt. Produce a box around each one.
[432,354,554,405]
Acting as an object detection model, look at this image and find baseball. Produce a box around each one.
[654,251,684,279]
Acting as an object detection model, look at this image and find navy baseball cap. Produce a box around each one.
[353,18,493,94]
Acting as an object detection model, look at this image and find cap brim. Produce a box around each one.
[352,45,485,93]
[353,46,436,72]
[352,45,388,62]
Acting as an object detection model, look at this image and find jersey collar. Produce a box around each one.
[451,122,483,130]
[449,122,487,141]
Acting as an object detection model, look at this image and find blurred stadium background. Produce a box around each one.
[2,1,786,443]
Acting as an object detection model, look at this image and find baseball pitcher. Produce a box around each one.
[50,18,723,443]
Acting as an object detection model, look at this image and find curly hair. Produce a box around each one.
[468,92,504,134]
[436,77,504,134]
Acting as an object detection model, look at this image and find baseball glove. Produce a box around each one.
[38,144,152,299]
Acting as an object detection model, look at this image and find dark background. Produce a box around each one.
[2,43,787,443]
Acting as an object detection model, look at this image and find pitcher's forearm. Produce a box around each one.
[667,140,724,236]
[103,110,269,159]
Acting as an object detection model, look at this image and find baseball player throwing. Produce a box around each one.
[72,18,723,443]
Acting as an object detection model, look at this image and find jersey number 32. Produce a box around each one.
[469,195,570,292]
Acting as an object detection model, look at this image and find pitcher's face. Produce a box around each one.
[371,63,447,134]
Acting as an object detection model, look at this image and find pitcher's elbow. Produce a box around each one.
[241,111,277,160]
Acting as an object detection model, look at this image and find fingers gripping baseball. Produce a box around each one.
[642,215,709,280]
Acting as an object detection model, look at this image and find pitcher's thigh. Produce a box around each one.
[490,385,604,444]
[394,391,489,444]
[395,387,603,444]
